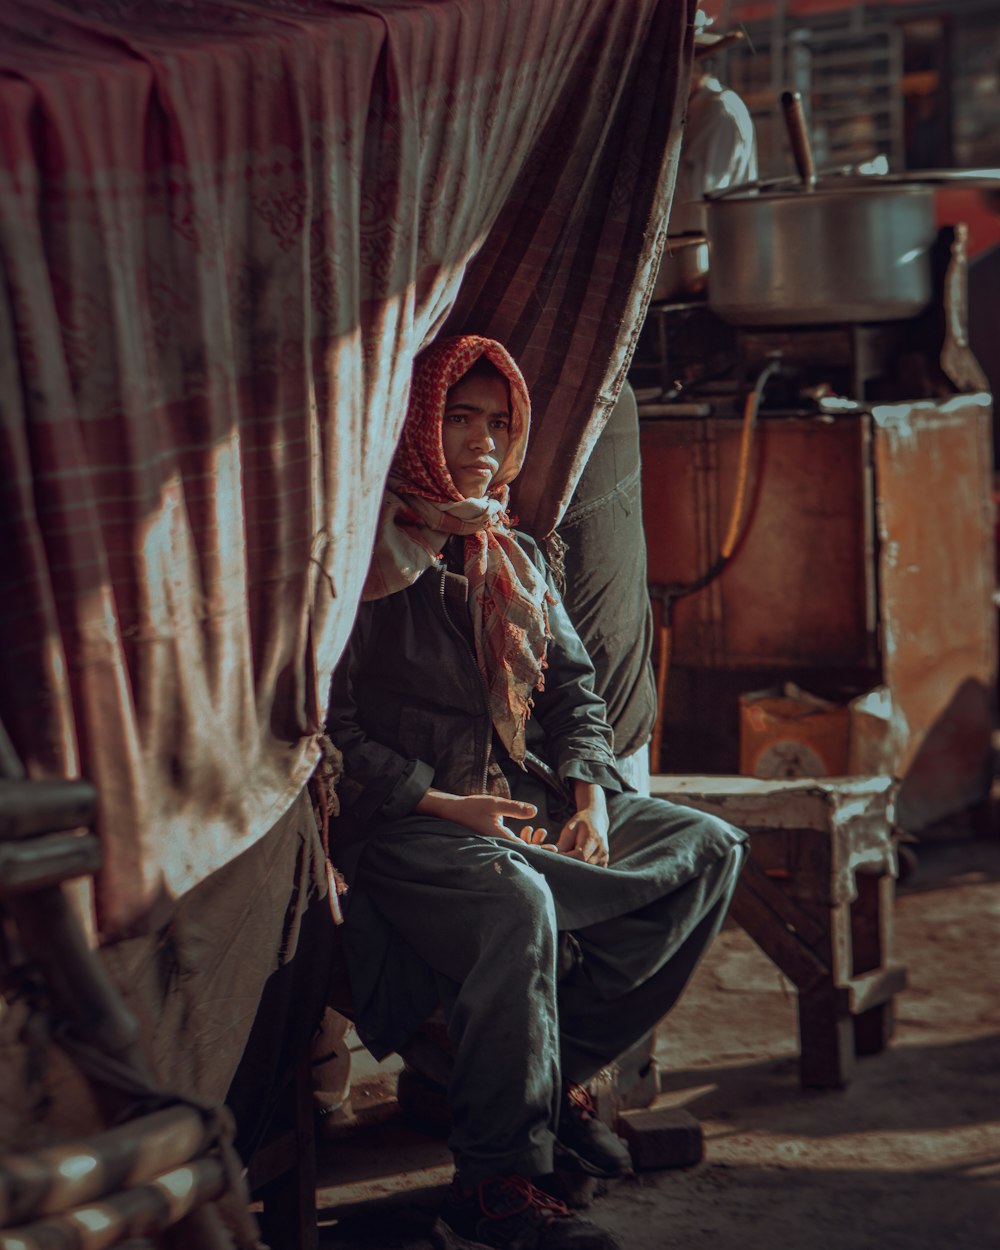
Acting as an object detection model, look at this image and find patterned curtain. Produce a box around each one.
[0,0,692,936]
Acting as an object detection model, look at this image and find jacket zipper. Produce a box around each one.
[439,567,491,795]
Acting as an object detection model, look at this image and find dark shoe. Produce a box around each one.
[431,1174,622,1250]
[554,1084,633,1179]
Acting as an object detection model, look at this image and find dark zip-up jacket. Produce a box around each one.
[327,533,626,876]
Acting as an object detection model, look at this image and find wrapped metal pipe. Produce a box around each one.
[0,1157,226,1250]
[0,1107,215,1227]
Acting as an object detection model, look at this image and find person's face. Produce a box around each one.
[441,371,512,499]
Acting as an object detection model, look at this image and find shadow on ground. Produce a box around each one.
[660,1031,1000,1138]
[315,1155,998,1250]
[313,833,1000,1250]
[896,832,1000,894]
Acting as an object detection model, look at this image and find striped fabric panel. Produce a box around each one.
[0,0,690,935]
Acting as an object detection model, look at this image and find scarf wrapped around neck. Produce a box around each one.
[364,335,553,763]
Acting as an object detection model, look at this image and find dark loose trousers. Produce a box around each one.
[350,788,746,1184]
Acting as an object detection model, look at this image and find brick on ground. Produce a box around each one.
[615,1105,704,1170]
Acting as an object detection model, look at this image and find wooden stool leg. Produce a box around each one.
[851,872,897,1056]
[797,986,856,1089]
[853,999,895,1056]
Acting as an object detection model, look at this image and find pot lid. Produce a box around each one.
[864,167,1000,188]
[706,166,1000,203]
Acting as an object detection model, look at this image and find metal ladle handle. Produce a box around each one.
[780,90,816,190]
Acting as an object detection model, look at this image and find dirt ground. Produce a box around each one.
[312,828,1000,1250]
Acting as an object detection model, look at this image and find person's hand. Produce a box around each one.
[556,783,610,865]
[417,788,547,843]
[516,822,559,852]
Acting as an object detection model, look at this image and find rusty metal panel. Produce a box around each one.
[872,394,997,828]
[640,415,875,668]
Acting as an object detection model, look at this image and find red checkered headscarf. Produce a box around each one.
[364,335,553,763]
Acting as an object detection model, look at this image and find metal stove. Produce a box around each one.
[633,226,996,835]
[635,224,987,414]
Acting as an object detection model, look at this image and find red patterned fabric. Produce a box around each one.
[391,337,531,507]
[368,336,553,762]
[0,0,692,935]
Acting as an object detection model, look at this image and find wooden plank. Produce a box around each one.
[853,1004,895,1056]
[739,860,827,948]
[851,870,886,975]
[253,1058,318,1250]
[845,964,908,1015]
[742,827,794,876]
[783,834,857,986]
[797,987,856,1090]
[649,774,896,830]
[728,879,829,993]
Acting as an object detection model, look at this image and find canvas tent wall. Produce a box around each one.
[0,0,693,1167]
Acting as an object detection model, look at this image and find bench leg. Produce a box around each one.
[850,872,897,1056]
[256,1059,318,1250]
[853,1000,895,1056]
[797,986,856,1089]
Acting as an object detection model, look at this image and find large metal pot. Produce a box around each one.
[661,86,1000,326]
[704,178,938,325]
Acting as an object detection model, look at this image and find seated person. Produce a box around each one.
[326,334,747,1250]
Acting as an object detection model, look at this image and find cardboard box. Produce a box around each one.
[739,684,850,779]
[739,683,900,780]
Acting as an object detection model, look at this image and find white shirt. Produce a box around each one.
[653,75,758,299]
[672,74,758,230]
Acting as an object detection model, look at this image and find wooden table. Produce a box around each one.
[651,774,908,1088]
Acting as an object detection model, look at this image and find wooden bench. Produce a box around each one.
[247,1056,318,1250]
[651,774,908,1088]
